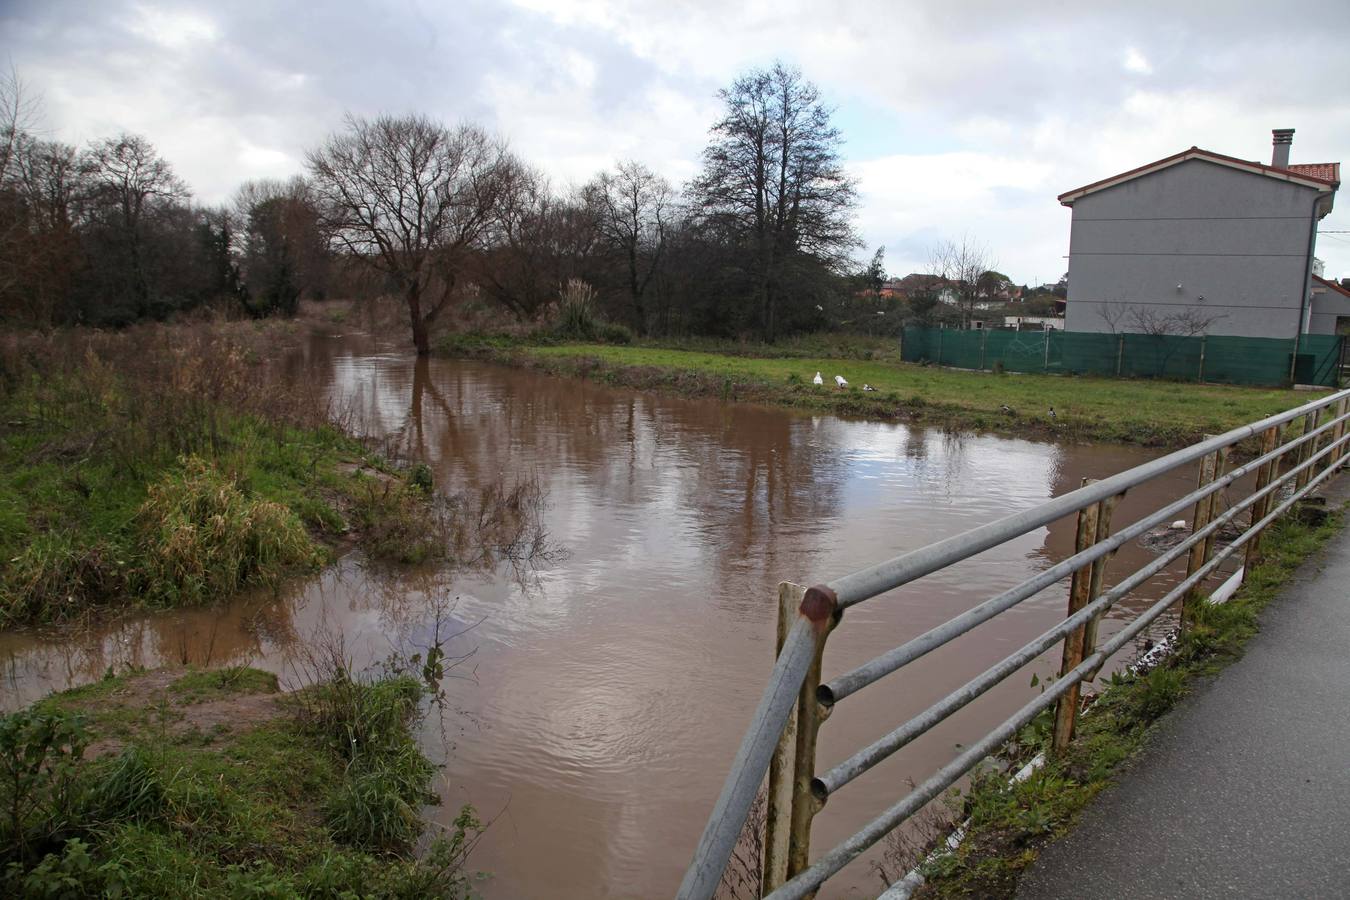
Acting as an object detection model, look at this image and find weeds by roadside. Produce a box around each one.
[909,511,1342,898]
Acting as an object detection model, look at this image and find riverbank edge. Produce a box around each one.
[907,502,1345,898]
[0,322,444,627]
[1,664,480,896]
[436,338,1285,450]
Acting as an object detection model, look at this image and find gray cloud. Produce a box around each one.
[3,0,1348,282]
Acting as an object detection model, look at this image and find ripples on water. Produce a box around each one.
[1,328,1230,898]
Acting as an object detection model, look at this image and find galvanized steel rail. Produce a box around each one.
[678,387,1350,900]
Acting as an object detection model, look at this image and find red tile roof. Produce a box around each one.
[1290,163,1341,185]
[1059,147,1340,205]
[1313,274,1350,299]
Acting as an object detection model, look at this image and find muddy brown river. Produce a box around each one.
[1,327,1222,898]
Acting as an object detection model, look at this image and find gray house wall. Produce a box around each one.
[1310,283,1350,335]
[1063,159,1323,339]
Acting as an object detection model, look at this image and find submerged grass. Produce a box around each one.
[913,510,1343,898]
[1,665,481,898]
[439,336,1305,448]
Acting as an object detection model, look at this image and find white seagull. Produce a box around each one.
[835,375,849,388]
[862,384,877,392]
[812,371,824,385]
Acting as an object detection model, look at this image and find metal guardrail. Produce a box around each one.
[679,387,1350,900]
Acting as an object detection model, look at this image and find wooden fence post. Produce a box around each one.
[763,582,804,895]
[786,599,836,891]
[1052,479,1101,755]
[1243,426,1281,579]
[1116,335,1125,376]
[1327,398,1348,473]
[1082,491,1124,674]
[1201,445,1231,565]
[1183,444,1219,622]
[1198,336,1207,383]
[1295,411,1319,491]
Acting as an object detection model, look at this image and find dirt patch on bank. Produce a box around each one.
[63,667,288,759]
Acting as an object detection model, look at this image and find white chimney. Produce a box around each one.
[1272,128,1294,168]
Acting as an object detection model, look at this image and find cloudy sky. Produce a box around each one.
[5,0,1350,283]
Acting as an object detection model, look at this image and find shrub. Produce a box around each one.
[555,279,600,340]
[135,456,320,605]
[597,322,634,345]
[0,710,90,866]
[345,478,446,565]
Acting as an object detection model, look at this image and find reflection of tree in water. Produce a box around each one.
[360,355,857,617]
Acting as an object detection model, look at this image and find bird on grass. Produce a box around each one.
[813,371,824,385]
[835,375,849,388]
[1000,404,1014,414]
[1048,406,1057,420]
[862,384,877,392]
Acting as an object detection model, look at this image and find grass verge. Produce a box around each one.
[438,336,1306,448]
[1,665,480,898]
[909,509,1343,898]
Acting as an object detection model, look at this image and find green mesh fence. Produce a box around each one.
[900,327,1345,387]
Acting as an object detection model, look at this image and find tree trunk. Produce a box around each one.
[407,282,430,356]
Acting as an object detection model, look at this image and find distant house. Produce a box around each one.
[1059,129,1342,339]
[1004,316,1066,331]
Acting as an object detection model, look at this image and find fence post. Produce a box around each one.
[1295,410,1320,491]
[979,328,988,371]
[1116,335,1124,376]
[1052,479,1101,755]
[1183,443,1219,621]
[1243,426,1281,579]
[1082,491,1124,675]
[1043,329,1050,371]
[1198,336,1207,383]
[937,327,944,367]
[1326,398,1348,474]
[1201,445,1231,564]
[763,583,804,895]
[787,590,837,887]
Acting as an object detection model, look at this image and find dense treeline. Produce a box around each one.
[0,63,885,349]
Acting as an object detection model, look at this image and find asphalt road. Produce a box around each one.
[1018,498,1350,899]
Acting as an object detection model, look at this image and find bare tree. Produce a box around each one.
[928,234,994,328]
[1096,300,1130,334]
[0,64,42,185]
[1127,304,1226,338]
[82,133,190,314]
[307,114,519,355]
[1124,303,1228,374]
[5,137,82,323]
[472,167,594,321]
[691,62,859,342]
[584,160,673,334]
[232,176,327,316]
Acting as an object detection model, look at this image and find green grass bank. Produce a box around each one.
[439,335,1308,448]
[1,665,480,897]
[0,322,441,627]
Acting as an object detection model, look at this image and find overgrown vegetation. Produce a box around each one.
[0,320,455,626]
[437,338,1304,448]
[909,511,1342,898]
[0,663,481,898]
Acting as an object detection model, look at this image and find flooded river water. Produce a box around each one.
[1,327,1217,897]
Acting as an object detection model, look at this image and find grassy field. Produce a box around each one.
[442,337,1311,447]
[0,665,479,897]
